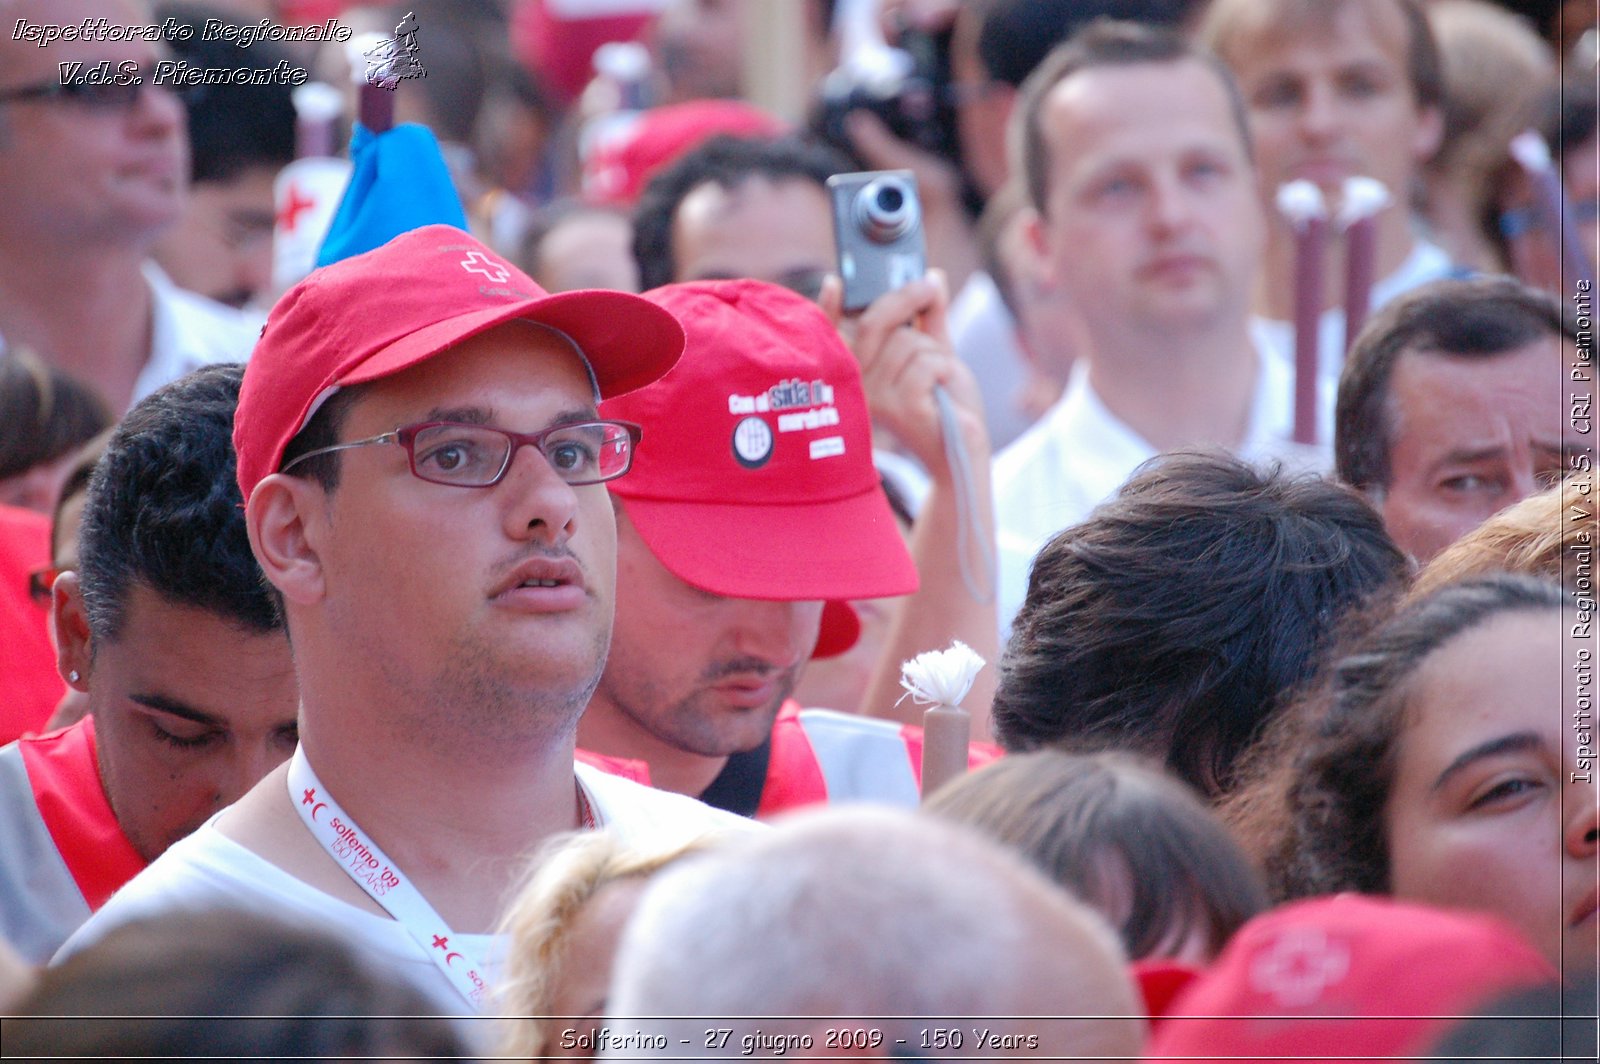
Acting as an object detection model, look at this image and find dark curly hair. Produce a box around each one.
[1285,574,1567,897]
[631,134,850,291]
[994,450,1408,797]
[77,363,279,643]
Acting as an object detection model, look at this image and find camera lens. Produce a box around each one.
[855,175,919,243]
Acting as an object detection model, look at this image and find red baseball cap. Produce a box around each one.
[234,224,684,500]
[1146,895,1557,1064]
[601,280,918,650]
[583,99,788,206]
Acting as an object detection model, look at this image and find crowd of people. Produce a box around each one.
[0,0,1596,1061]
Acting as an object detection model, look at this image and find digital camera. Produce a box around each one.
[827,170,927,313]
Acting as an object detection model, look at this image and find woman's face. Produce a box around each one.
[1384,610,1597,972]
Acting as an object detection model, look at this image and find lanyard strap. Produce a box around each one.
[287,747,492,1009]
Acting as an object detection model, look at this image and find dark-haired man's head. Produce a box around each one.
[1335,276,1585,563]
[952,0,1189,197]
[994,451,1406,798]
[631,135,849,293]
[150,2,296,309]
[4,908,467,1059]
[54,363,296,861]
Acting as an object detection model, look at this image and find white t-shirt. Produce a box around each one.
[948,270,1037,451]
[133,262,262,405]
[0,264,258,409]
[1249,238,1457,400]
[991,344,1331,638]
[55,763,753,1019]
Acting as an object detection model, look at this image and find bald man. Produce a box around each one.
[605,806,1145,1062]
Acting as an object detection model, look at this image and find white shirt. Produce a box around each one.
[948,270,1037,451]
[1250,238,1457,404]
[55,763,753,1019]
[992,343,1331,637]
[133,262,262,405]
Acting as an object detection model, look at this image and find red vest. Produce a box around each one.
[0,716,145,960]
[579,701,1002,818]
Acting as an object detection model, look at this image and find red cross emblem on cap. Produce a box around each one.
[459,251,509,283]
[1248,927,1351,1007]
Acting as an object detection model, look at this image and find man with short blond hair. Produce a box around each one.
[1198,0,1453,384]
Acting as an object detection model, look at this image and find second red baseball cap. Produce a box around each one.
[584,99,788,205]
[602,279,918,630]
[1146,894,1556,1064]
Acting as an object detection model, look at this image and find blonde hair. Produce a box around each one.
[494,829,713,1060]
[1411,470,1595,598]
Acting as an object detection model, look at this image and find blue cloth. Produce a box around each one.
[315,122,467,267]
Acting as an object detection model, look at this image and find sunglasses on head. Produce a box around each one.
[28,566,62,606]
[0,67,187,110]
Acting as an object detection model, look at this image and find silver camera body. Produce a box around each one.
[827,170,927,312]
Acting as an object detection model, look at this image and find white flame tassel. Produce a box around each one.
[898,640,986,709]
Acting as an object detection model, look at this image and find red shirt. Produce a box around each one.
[0,504,65,744]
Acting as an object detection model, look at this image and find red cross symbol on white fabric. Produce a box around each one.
[277,184,315,233]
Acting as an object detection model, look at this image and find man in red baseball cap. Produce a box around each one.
[58,226,750,1017]
[578,279,997,816]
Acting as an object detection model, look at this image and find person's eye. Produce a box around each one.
[148,719,218,750]
[1337,71,1384,99]
[1185,157,1228,183]
[1089,175,1139,204]
[545,434,600,476]
[416,431,497,477]
[1251,78,1302,110]
[428,444,467,471]
[1439,473,1501,494]
[1467,776,1542,810]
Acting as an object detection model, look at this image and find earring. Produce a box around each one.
[68,670,80,683]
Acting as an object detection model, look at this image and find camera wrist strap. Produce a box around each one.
[934,385,995,604]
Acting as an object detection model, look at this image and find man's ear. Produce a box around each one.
[818,274,846,328]
[1022,205,1055,284]
[246,474,328,607]
[53,571,92,690]
[1413,102,1445,164]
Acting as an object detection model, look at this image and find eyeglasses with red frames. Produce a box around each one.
[278,420,643,488]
